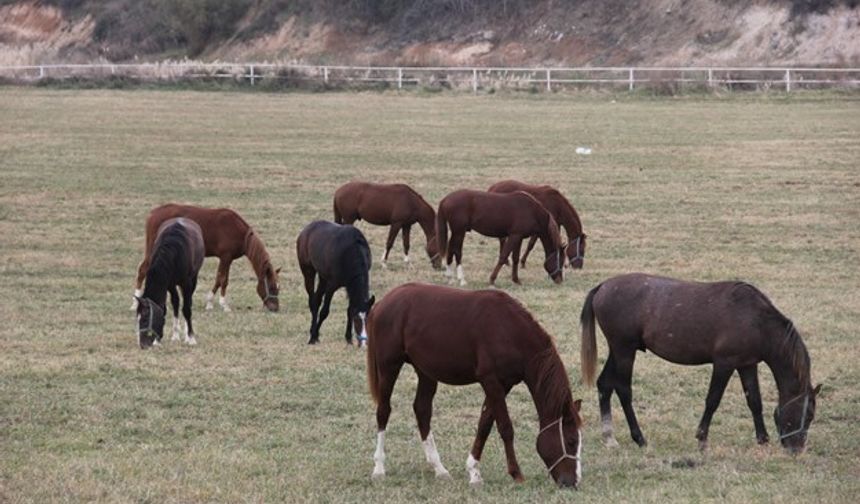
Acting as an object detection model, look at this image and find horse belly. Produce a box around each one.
[405,342,478,386]
[643,332,714,366]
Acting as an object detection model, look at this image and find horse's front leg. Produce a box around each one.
[180,282,197,345]
[168,285,181,342]
[480,378,523,482]
[695,364,734,451]
[520,235,538,267]
[381,224,402,269]
[401,225,413,266]
[467,399,496,485]
[489,236,518,285]
[738,365,769,444]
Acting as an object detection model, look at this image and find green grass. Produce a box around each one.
[0,88,858,503]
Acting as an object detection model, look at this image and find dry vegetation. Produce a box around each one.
[0,88,859,503]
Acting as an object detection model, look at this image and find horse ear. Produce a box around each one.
[368,295,376,309]
[134,295,142,302]
[572,398,582,412]
[813,383,822,396]
[275,267,282,275]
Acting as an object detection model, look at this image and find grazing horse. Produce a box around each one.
[333,181,441,269]
[135,218,204,349]
[580,273,821,453]
[367,283,583,487]
[488,180,586,269]
[435,189,565,286]
[131,204,281,313]
[296,220,374,346]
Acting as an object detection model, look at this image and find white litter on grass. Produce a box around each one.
[575,147,592,155]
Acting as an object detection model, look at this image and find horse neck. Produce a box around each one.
[345,270,369,308]
[554,194,582,238]
[244,231,270,280]
[142,245,177,306]
[763,325,811,402]
[416,201,436,240]
[523,346,571,426]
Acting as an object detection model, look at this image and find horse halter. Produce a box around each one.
[777,391,812,442]
[538,416,580,473]
[263,276,279,303]
[139,298,164,339]
[568,235,584,266]
[548,249,563,278]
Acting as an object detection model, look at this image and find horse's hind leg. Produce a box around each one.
[597,352,620,447]
[489,236,520,285]
[467,395,504,485]
[449,232,467,286]
[130,259,148,310]
[613,351,648,447]
[372,359,404,479]
[695,365,733,451]
[168,286,181,342]
[738,365,769,444]
[413,371,450,478]
[205,257,230,311]
[307,277,327,344]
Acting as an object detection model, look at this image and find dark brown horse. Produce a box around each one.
[135,218,204,349]
[333,181,441,269]
[367,283,583,488]
[435,190,565,286]
[488,180,586,269]
[580,273,821,453]
[296,220,374,346]
[131,204,281,313]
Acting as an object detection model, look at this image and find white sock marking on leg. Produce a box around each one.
[466,453,483,485]
[205,291,214,310]
[372,430,386,478]
[421,432,450,477]
[576,428,583,484]
[219,295,231,312]
[172,317,181,341]
[456,264,466,286]
[602,413,618,447]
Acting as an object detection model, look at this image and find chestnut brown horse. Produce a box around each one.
[135,218,204,349]
[488,180,586,270]
[131,204,281,313]
[296,220,374,346]
[435,189,565,285]
[367,283,583,487]
[581,273,821,453]
[333,181,441,269]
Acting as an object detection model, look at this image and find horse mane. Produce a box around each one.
[144,225,186,301]
[244,229,272,278]
[547,214,563,249]
[528,345,574,419]
[734,282,811,386]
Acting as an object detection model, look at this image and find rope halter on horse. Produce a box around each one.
[568,235,584,267]
[263,276,279,304]
[548,249,563,278]
[138,298,164,340]
[538,416,580,473]
[776,391,812,442]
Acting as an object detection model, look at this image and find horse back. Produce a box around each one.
[594,273,773,366]
[370,283,546,385]
[155,217,205,274]
[297,220,370,279]
[146,203,248,258]
[335,182,423,224]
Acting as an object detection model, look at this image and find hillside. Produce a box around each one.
[1,0,859,66]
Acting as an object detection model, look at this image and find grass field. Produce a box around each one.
[1,88,859,503]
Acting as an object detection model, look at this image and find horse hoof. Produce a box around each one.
[436,470,452,480]
[185,337,198,346]
[604,437,619,448]
[371,471,385,480]
[698,440,708,452]
[469,477,483,487]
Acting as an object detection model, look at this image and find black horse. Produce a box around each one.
[136,217,205,349]
[296,220,374,346]
[580,273,821,453]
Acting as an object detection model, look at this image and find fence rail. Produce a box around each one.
[2,63,859,93]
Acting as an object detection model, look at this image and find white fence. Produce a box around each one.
[1,63,859,92]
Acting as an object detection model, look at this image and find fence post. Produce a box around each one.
[39,65,44,80]
[398,68,403,90]
[708,68,713,88]
[249,64,255,86]
[323,66,329,85]
[472,68,478,94]
[785,69,791,93]
[628,68,634,91]
[111,65,116,75]
[546,69,552,92]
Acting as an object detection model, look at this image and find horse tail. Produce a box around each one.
[366,311,381,406]
[435,206,449,259]
[580,283,602,387]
